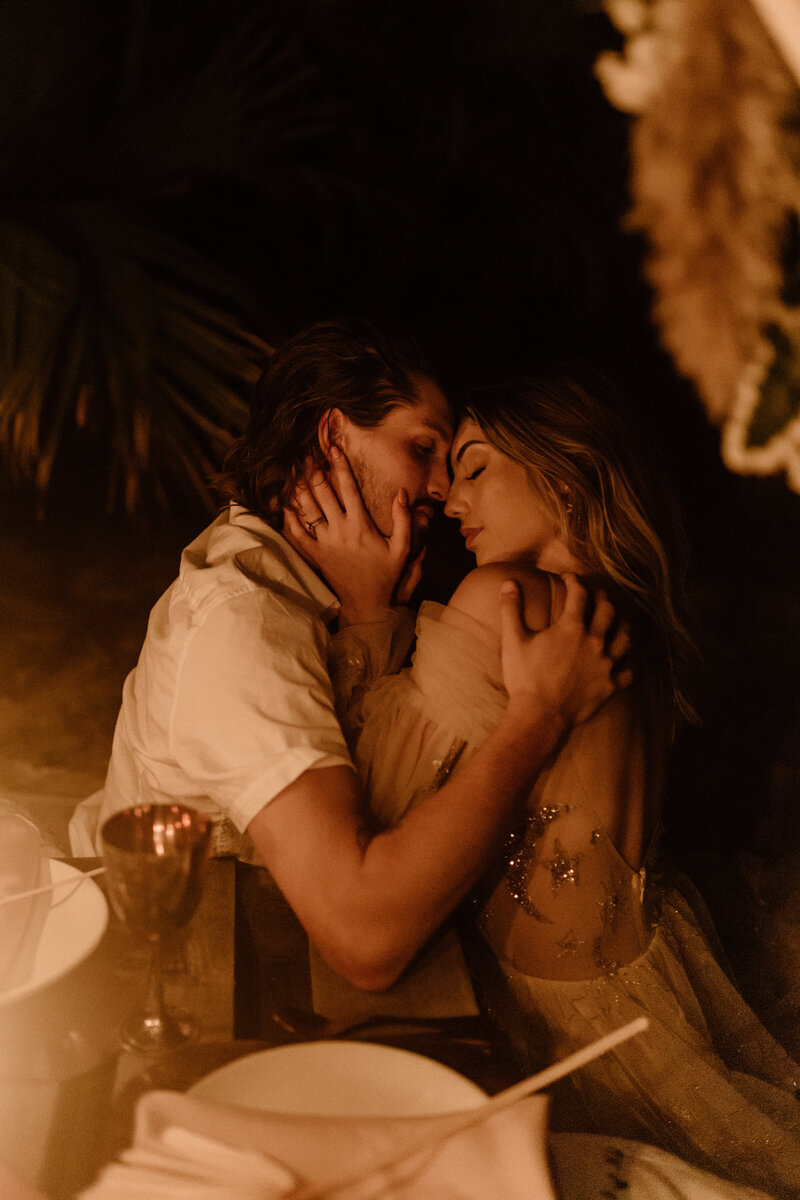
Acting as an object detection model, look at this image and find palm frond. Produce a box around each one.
[101,20,337,195]
[0,202,270,514]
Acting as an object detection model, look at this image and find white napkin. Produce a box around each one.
[78,1091,778,1200]
[0,815,50,995]
[78,1088,556,1200]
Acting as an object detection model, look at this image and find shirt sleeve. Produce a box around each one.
[169,587,353,831]
[329,607,416,744]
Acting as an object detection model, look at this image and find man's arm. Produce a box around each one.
[248,574,630,991]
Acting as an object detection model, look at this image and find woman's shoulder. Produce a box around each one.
[447,561,562,633]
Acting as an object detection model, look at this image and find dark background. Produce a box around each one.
[2,0,799,1029]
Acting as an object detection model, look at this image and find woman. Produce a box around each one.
[335,366,800,1196]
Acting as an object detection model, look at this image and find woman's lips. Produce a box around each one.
[461,527,480,551]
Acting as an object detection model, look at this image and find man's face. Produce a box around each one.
[336,375,454,550]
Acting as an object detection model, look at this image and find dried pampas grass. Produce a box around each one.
[599,0,800,489]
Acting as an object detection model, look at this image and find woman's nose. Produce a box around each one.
[444,483,464,518]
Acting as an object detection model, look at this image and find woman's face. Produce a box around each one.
[445,419,585,573]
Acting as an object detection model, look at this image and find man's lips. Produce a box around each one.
[412,504,434,526]
[460,526,480,550]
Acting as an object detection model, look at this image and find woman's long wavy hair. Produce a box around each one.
[216,318,437,522]
[466,365,699,728]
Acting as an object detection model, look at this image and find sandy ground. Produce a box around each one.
[0,492,198,853]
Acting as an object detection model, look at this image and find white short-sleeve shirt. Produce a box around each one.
[88,506,353,844]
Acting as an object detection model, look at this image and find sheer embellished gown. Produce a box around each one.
[342,599,800,1197]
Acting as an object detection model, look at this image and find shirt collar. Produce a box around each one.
[228,504,340,623]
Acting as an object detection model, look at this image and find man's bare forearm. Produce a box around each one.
[308,697,569,989]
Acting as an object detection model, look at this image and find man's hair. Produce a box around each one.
[466,363,699,728]
[216,318,438,522]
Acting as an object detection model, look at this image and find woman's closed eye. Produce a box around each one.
[465,466,484,481]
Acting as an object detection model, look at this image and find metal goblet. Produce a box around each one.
[100,804,213,1055]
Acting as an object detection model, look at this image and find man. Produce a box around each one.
[70,318,628,990]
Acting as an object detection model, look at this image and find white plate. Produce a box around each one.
[0,859,108,1007]
[189,1041,487,1117]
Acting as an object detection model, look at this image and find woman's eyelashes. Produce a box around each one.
[465,466,484,481]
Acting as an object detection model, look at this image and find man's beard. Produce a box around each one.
[348,450,427,556]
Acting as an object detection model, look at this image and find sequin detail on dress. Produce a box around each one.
[556,929,587,958]
[547,838,581,890]
[504,805,569,921]
[418,738,467,797]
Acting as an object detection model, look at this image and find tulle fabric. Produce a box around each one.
[346,598,800,1197]
[352,603,505,828]
[495,885,800,1195]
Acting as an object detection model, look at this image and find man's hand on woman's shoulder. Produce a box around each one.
[499,572,633,728]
